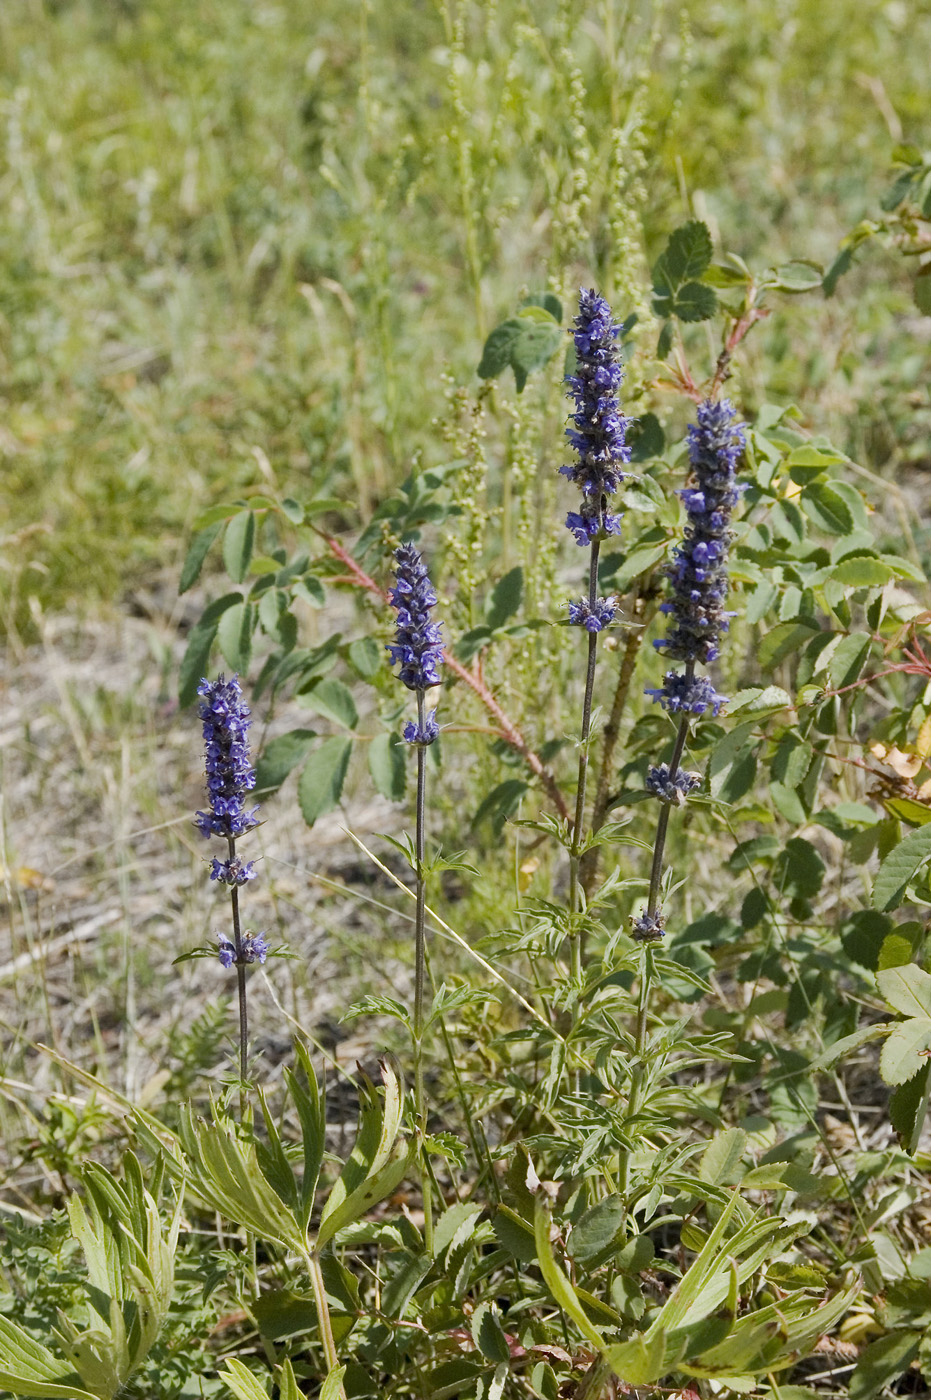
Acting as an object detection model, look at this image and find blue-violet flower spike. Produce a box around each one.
[653,398,745,667]
[195,675,260,840]
[560,289,631,544]
[387,544,444,692]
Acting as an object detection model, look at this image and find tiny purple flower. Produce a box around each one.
[217,931,269,968]
[210,856,258,886]
[653,399,745,667]
[403,710,440,746]
[645,671,727,718]
[630,909,666,942]
[646,763,702,805]
[568,595,618,633]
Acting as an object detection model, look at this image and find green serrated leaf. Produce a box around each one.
[347,636,382,679]
[877,964,931,1019]
[298,678,359,730]
[880,1019,931,1087]
[800,483,854,536]
[486,567,523,629]
[671,281,718,322]
[873,826,931,911]
[915,267,931,317]
[477,320,522,380]
[568,1196,624,1262]
[831,556,895,589]
[180,522,222,594]
[223,511,256,583]
[471,1302,511,1364]
[368,732,406,802]
[298,737,353,825]
[178,593,243,706]
[700,1128,747,1186]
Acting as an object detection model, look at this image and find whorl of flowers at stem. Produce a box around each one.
[218,932,268,968]
[560,289,631,549]
[194,675,260,839]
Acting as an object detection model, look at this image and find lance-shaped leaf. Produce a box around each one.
[532,1192,606,1351]
[179,1104,307,1255]
[316,1061,408,1248]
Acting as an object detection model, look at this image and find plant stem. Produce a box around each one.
[581,591,657,900]
[619,668,693,1196]
[413,690,435,1255]
[307,1249,347,1398]
[568,539,601,935]
[228,835,249,1114]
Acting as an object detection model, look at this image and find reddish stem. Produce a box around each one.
[317,531,570,820]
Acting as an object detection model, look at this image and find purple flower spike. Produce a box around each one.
[568,595,618,633]
[653,399,745,667]
[387,544,444,692]
[560,289,631,545]
[195,675,260,840]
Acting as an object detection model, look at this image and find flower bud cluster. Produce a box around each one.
[567,595,618,634]
[218,932,269,969]
[646,764,702,805]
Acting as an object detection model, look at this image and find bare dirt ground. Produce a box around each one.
[0,598,415,1190]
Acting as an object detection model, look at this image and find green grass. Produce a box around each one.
[1,0,930,623]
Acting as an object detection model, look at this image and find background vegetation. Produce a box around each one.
[2,1,931,1397]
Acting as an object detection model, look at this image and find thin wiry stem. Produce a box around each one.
[306,1249,347,1399]
[620,664,693,1196]
[568,538,602,942]
[412,689,435,1255]
[228,835,249,1110]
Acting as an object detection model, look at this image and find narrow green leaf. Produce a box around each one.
[320,1365,348,1400]
[873,825,931,911]
[217,601,253,675]
[298,737,353,826]
[532,1195,605,1350]
[890,1063,931,1152]
[178,592,243,706]
[180,522,222,594]
[223,511,256,583]
[222,1358,272,1400]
